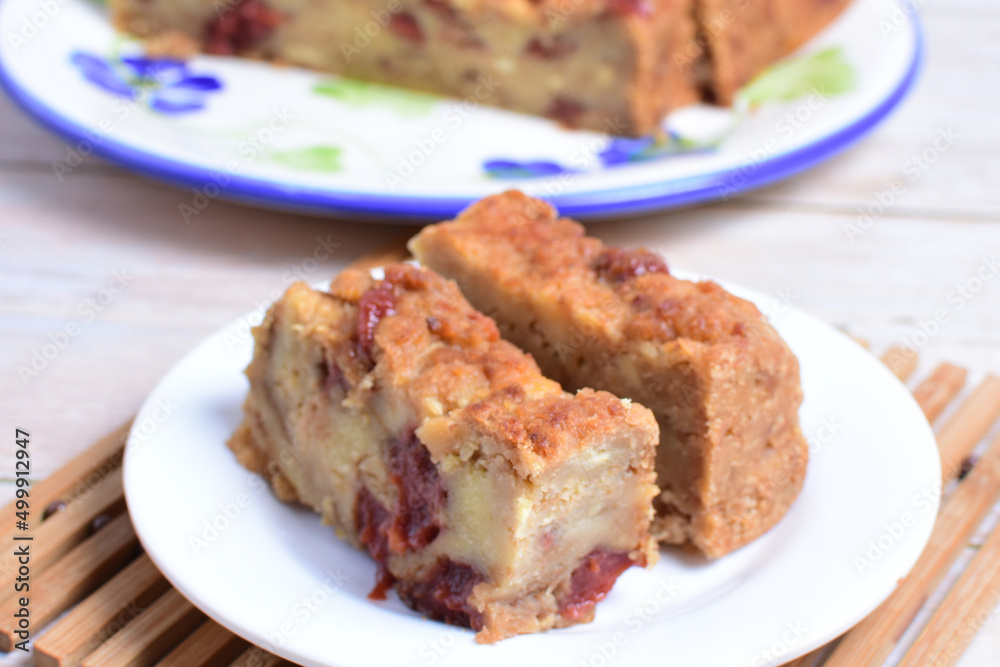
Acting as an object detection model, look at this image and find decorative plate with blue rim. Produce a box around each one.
[0,0,920,221]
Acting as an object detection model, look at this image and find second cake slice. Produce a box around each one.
[411,191,808,558]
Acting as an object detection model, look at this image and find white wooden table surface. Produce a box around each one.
[1,0,999,664]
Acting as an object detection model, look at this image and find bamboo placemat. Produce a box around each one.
[5,265,1000,667]
[4,351,997,667]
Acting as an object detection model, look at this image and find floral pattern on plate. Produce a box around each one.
[483,159,580,179]
[70,51,223,114]
[0,0,915,220]
[67,45,855,175]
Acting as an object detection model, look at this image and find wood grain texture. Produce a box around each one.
[934,375,1000,481]
[897,517,1000,667]
[911,363,969,424]
[80,589,205,667]
[228,648,289,667]
[0,513,138,652]
[34,555,171,667]
[0,421,127,535]
[154,619,248,667]
[0,466,125,610]
[881,346,919,382]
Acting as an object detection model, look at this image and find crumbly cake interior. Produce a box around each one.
[228,264,659,642]
[109,0,850,135]
[411,191,808,558]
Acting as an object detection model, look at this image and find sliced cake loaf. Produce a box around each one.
[411,191,807,558]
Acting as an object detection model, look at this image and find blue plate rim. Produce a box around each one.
[0,5,922,222]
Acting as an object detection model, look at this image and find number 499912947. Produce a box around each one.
[14,429,30,531]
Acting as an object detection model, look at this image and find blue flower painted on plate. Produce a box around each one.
[483,159,579,179]
[70,52,223,114]
[485,133,719,178]
[599,132,717,168]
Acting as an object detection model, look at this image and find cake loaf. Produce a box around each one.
[411,191,807,558]
[109,0,851,135]
[228,263,659,642]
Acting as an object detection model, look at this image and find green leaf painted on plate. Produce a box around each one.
[314,79,436,116]
[271,146,344,173]
[738,46,856,109]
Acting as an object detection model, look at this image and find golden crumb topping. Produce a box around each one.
[280,263,652,472]
[412,190,776,346]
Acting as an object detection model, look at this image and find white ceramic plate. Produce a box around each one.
[123,270,940,667]
[0,0,920,220]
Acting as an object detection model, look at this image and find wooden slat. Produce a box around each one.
[880,346,919,382]
[897,519,1000,667]
[16,351,994,667]
[81,589,205,667]
[0,465,125,607]
[821,430,1000,667]
[0,512,138,652]
[34,554,171,667]
[911,363,968,423]
[229,648,289,667]
[154,619,248,667]
[935,374,1000,480]
[0,421,128,535]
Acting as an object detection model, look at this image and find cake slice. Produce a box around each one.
[228,263,659,642]
[410,191,807,558]
[110,0,700,135]
[694,0,853,106]
[109,0,850,136]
